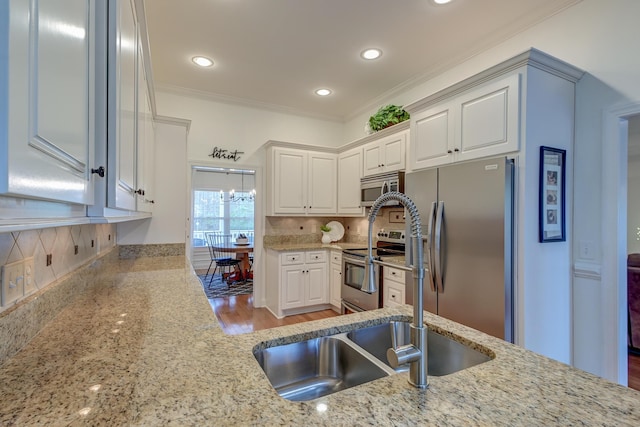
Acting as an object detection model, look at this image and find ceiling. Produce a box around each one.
[144,0,582,122]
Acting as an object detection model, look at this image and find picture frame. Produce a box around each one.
[539,146,566,242]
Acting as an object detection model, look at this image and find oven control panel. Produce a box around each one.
[377,229,405,243]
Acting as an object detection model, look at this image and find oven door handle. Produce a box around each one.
[341,300,364,313]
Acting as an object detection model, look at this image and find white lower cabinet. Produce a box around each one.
[383,266,406,308]
[329,250,342,311]
[266,250,330,317]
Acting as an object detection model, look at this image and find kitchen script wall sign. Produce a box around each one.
[208,146,244,162]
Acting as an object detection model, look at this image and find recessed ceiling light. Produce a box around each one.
[192,56,214,67]
[361,48,382,60]
[315,88,332,96]
[432,0,452,4]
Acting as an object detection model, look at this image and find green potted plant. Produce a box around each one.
[320,224,332,244]
[368,104,410,133]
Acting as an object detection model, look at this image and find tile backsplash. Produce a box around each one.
[264,207,406,244]
[0,223,116,313]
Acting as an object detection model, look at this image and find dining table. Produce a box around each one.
[212,241,254,281]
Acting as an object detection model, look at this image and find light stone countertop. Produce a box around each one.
[1,255,639,426]
[264,242,367,251]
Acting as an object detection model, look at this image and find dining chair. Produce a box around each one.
[246,231,254,279]
[205,233,242,285]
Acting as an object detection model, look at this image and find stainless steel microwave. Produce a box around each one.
[360,171,405,207]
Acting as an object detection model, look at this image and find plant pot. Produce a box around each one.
[321,232,331,244]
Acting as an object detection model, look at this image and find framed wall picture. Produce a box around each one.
[539,146,566,242]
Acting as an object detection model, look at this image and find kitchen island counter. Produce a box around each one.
[1,253,639,426]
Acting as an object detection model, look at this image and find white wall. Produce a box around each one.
[154,91,345,168]
[117,121,189,245]
[341,0,640,381]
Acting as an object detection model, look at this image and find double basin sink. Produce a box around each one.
[253,320,492,402]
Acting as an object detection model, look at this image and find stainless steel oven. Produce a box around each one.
[341,252,381,313]
[341,229,406,313]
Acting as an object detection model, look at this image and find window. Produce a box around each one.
[192,192,255,247]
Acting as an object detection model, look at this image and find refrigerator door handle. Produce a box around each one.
[426,201,437,292]
[434,201,444,293]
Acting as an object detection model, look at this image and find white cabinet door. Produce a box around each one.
[329,251,342,309]
[307,152,337,214]
[380,131,406,172]
[281,265,305,310]
[383,266,406,308]
[362,130,407,176]
[337,147,364,215]
[363,142,383,176]
[1,0,94,204]
[272,147,306,214]
[383,280,406,308]
[457,73,520,161]
[269,147,337,215]
[410,101,456,170]
[306,263,328,305]
[409,73,520,170]
[135,45,154,213]
[108,0,138,211]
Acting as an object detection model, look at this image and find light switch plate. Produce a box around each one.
[2,259,25,306]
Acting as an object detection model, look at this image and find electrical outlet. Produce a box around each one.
[579,240,595,260]
[46,254,52,266]
[74,245,79,255]
[2,259,25,306]
[23,257,35,293]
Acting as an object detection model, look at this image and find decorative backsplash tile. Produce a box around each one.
[0,223,116,313]
[264,207,405,245]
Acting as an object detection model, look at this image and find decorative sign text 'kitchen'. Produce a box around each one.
[208,146,244,162]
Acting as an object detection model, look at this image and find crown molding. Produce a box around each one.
[154,115,192,133]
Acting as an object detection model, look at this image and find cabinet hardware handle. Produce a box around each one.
[454,148,460,152]
[135,189,145,195]
[91,166,105,178]
[447,150,453,154]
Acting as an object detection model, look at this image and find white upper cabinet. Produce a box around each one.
[108,0,138,211]
[337,147,364,215]
[362,130,407,176]
[409,73,520,170]
[308,152,337,215]
[135,43,155,213]
[267,146,337,215]
[0,0,95,204]
[457,74,520,161]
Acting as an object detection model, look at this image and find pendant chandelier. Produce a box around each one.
[220,170,256,202]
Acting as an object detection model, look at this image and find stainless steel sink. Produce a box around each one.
[254,321,492,401]
[346,321,492,376]
[254,336,391,402]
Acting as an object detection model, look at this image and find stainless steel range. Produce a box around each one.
[341,229,405,313]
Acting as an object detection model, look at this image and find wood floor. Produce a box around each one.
[629,352,640,391]
[208,294,339,335]
[207,294,640,391]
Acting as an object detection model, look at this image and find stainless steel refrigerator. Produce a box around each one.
[404,157,514,342]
